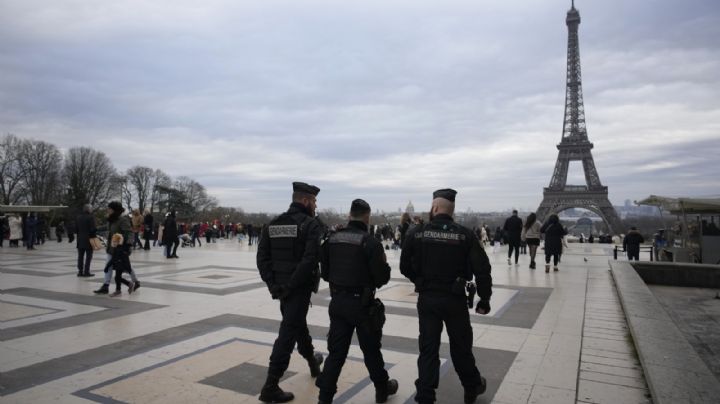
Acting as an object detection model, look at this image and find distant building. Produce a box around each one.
[570,217,596,237]
[406,201,415,216]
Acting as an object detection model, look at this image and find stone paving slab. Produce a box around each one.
[610,261,720,404]
[1,240,660,403]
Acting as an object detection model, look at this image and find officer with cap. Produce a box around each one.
[316,199,399,404]
[400,188,492,404]
[257,182,325,403]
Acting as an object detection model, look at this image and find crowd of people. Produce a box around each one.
[0,212,55,249]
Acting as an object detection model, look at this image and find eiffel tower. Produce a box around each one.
[536,1,624,235]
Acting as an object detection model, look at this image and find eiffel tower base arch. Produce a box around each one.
[536,189,625,236]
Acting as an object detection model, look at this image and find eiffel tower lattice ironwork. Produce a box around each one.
[536,1,624,235]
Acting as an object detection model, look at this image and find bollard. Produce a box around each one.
[613,246,618,260]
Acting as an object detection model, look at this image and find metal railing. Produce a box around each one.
[613,245,654,261]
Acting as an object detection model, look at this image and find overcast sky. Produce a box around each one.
[1,0,718,213]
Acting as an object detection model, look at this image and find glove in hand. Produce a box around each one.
[475,300,491,315]
[270,284,291,300]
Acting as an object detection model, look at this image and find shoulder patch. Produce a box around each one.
[268,225,298,238]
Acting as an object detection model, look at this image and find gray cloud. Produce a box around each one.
[1,0,718,213]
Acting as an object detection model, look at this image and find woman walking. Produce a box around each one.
[131,209,143,250]
[521,213,542,269]
[540,214,567,273]
[162,211,179,258]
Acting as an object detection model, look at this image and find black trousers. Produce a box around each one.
[165,240,179,257]
[627,247,640,261]
[268,288,315,378]
[415,292,483,403]
[507,240,520,263]
[545,252,560,266]
[77,247,93,274]
[317,293,389,402]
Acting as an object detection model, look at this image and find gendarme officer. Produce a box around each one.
[400,189,493,404]
[257,182,325,403]
[316,199,399,404]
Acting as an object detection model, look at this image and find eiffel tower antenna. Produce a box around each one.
[536,4,624,235]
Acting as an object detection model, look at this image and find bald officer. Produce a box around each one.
[400,189,493,404]
[316,199,399,404]
[257,182,325,403]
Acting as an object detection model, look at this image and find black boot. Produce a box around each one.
[375,379,399,403]
[259,374,294,403]
[464,376,487,404]
[93,284,109,294]
[307,352,323,378]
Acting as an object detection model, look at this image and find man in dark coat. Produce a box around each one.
[400,189,492,404]
[76,204,97,277]
[316,199,399,404]
[623,227,644,261]
[162,211,179,258]
[503,210,523,265]
[256,182,325,403]
[143,210,154,250]
[24,213,37,250]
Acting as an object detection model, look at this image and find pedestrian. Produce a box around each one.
[399,212,411,246]
[163,211,179,259]
[247,223,255,246]
[316,199,399,404]
[256,182,324,403]
[521,213,542,270]
[540,214,567,273]
[108,233,135,296]
[36,215,46,245]
[492,226,503,254]
[143,209,153,250]
[8,214,22,247]
[0,215,8,247]
[205,222,212,244]
[400,189,492,404]
[503,210,523,265]
[24,213,37,250]
[76,204,97,277]
[623,227,644,261]
[191,223,202,247]
[94,202,141,295]
[55,221,65,242]
[130,209,142,249]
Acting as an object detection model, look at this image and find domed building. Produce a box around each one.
[406,201,415,216]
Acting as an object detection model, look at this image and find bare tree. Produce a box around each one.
[0,134,26,205]
[115,175,134,210]
[63,147,117,209]
[174,176,217,214]
[148,169,171,213]
[18,139,63,205]
[126,166,154,212]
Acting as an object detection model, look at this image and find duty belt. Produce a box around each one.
[330,285,364,297]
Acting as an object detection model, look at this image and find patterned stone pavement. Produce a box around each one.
[0,238,651,403]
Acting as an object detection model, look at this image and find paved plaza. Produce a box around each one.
[1,240,654,403]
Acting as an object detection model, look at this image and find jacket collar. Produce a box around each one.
[288,202,311,216]
[347,220,368,232]
[432,213,454,222]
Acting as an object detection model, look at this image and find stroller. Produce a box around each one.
[179,234,194,248]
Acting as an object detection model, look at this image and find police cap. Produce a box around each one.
[292,182,320,196]
[432,188,457,202]
[350,199,371,215]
